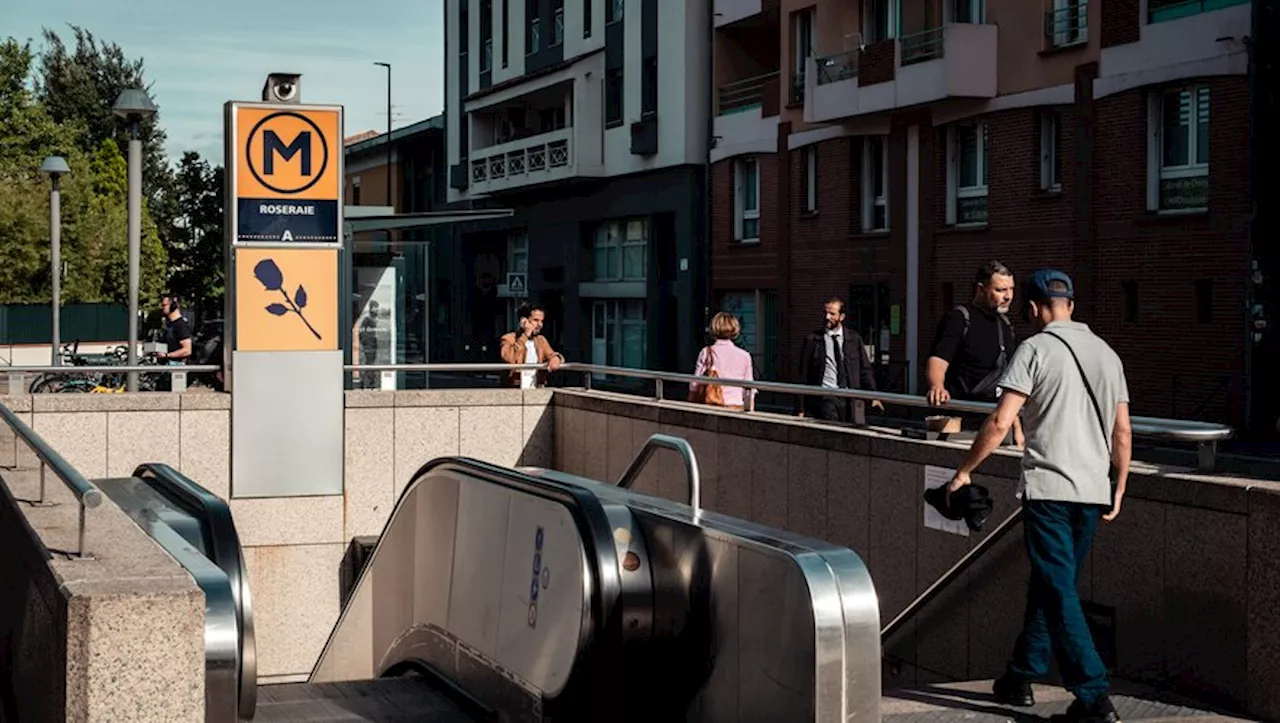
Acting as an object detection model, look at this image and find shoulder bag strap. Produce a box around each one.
[1042,331,1110,454]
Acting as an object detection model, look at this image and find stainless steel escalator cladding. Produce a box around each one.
[310,457,642,721]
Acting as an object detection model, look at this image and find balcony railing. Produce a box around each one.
[469,130,572,187]
[1045,0,1088,48]
[1148,0,1246,23]
[717,71,779,115]
[900,26,945,65]
[816,50,859,85]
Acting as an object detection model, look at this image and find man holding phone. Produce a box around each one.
[499,303,565,389]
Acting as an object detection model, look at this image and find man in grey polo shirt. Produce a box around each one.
[947,269,1132,723]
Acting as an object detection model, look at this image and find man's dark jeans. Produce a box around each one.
[1007,500,1109,705]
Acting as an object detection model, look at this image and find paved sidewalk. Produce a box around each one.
[883,680,1257,723]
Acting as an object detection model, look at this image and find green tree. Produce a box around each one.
[168,152,225,318]
[0,37,168,305]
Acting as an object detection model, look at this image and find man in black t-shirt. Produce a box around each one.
[158,295,193,363]
[927,261,1023,446]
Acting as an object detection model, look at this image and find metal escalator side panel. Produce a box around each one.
[520,466,882,723]
[132,463,258,722]
[311,458,627,716]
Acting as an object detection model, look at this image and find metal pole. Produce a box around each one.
[50,179,61,366]
[386,65,392,207]
[126,123,142,392]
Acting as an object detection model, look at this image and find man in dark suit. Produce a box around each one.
[797,298,883,423]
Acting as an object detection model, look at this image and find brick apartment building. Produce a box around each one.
[709,0,1268,430]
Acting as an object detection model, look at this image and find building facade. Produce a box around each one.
[710,0,1264,429]
[343,117,452,388]
[443,0,712,375]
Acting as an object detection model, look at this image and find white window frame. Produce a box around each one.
[591,299,646,378]
[861,136,889,231]
[734,157,761,243]
[795,9,814,88]
[803,146,818,213]
[865,0,900,41]
[1048,0,1088,48]
[593,218,648,282]
[946,122,989,226]
[1040,110,1061,192]
[1147,86,1210,213]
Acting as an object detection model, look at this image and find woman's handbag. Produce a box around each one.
[688,347,725,406]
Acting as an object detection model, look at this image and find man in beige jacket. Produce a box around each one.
[499,303,564,388]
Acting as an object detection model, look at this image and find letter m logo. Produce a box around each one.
[263,130,311,176]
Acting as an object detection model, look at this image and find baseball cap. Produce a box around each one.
[1026,268,1075,302]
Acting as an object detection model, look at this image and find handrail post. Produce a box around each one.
[617,434,702,519]
[77,499,93,560]
[583,371,592,390]
[38,463,47,504]
[655,378,664,401]
[1198,440,1216,473]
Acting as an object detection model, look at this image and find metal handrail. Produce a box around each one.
[881,506,1024,641]
[0,402,102,558]
[134,463,257,721]
[616,434,702,519]
[337,361,1233,454]
[3,364,220,373]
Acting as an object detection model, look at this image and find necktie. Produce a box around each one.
[833,334,849,388]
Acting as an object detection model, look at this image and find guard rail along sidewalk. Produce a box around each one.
[0,403,103,558]
[4,364,221,395]
[348,361,1233,472]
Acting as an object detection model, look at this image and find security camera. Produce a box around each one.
[262,73,302,104]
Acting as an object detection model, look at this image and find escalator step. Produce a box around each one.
[254,678,485,722]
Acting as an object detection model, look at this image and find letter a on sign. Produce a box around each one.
[229,103,343,248]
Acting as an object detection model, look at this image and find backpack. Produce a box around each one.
[955,304,1013,343]
[952,305,1013,400]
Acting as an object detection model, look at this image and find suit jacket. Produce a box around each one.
[499,332,563,387]
[798,326,878,399]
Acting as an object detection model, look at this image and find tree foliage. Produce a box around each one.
[0,27,224,309]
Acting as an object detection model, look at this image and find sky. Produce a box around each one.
[5,0,445,162]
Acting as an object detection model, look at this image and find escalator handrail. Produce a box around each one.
[132,463,257,722]
[313,456,627,704]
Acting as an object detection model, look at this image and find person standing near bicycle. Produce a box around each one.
[157,295,193,363]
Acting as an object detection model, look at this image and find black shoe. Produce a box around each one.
[992,675,1035,707]
[1051,695,1120,723]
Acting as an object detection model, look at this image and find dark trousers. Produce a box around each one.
[1008,500,1109,704]
[805,395,867,426]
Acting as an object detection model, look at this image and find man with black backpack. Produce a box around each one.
[927,260,1023,446]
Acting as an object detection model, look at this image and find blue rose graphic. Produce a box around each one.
[254,258,321,340]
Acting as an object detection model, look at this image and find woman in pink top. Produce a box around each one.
[691,312,756,410]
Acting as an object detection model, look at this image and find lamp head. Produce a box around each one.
[39,156,71,178]
[112,89,158,121]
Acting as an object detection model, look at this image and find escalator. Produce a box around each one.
[102,435,882,723]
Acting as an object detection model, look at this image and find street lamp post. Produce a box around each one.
[39,156,70,366]
[112,89,157,392]
[374,62,392,208]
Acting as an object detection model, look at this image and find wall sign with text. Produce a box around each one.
[226,102,344,248]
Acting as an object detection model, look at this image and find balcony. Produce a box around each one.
[1096,0,1248,98]
[467,129,580,194]
[805,23,998,124]
[717,71,780,116]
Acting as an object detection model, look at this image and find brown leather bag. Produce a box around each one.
[689,347,725,406]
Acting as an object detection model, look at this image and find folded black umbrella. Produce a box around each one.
[924,482,994,532]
